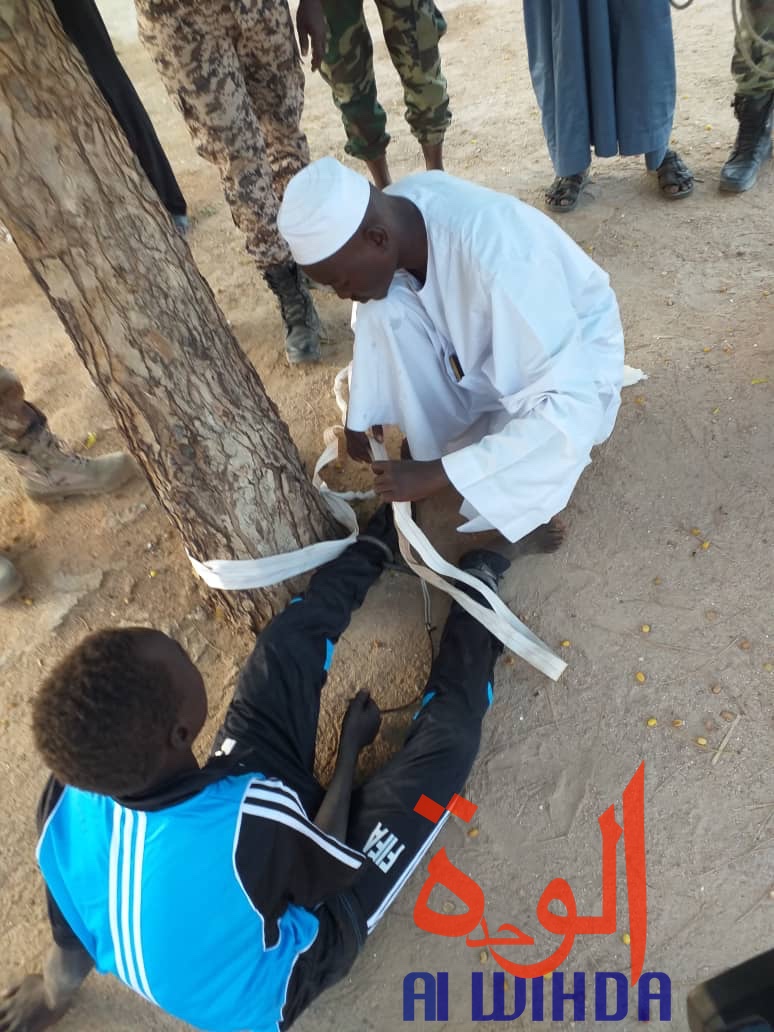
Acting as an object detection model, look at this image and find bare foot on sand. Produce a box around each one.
[510,516,566,556]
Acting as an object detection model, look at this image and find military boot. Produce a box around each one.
[263,261,322,365]
[720,91,774,193]
[0,555,22,604]
[4,413,136,502]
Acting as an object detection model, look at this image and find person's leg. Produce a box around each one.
[210,507,398,805]
[232,0,322,360]
[53,0,187,221]
[135,1,278,260]
[344,561,504,931]
[278,554,507,1030]
[523,0,591,211]
[375,0,450,171]
[732,0,774,98]
[319,0,393,186]
[135,0,320,362]
[0,366,37,447]
[0,366,134,501]
[721,0,774,192]
[235,0,310,200]
[0,367,29,603]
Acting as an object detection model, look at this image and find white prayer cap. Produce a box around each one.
[278,157,372,266]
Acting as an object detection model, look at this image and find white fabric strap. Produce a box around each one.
[188,426,364,590]
[188,365,646,680]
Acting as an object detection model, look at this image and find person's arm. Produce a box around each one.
[0,942,93,1032]
[441,261,624,543]
[231,694,380,941]
[344,424,383,464]
[296,0,327,71]
[314,691,381,841]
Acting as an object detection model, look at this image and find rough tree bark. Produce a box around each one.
[0,0,339,626]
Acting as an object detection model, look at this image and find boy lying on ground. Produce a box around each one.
[1,506,508,1032]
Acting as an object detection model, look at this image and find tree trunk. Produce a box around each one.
[0,0,339,626]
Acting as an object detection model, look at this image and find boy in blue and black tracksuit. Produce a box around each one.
[0,506,507,1032]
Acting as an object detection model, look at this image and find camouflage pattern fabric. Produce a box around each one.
[732,0,774,95]
[134,0,310,267]
[0,367,37,451]
[319,0,451,160]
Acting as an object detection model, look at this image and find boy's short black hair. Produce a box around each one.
[33,628,180,797]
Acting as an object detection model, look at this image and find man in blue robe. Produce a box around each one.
[523,0,694,211]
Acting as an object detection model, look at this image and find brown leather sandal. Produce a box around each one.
[545,170,590,212]
[656,149,694,199]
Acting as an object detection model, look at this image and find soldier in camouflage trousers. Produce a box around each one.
[318,0,452,188]
[134,0,325,363]
[721,0,774,191]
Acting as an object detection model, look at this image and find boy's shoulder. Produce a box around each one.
[36,765,262,836]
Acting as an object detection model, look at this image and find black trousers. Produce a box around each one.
[211,535,502,1028]
[54,0,186,217]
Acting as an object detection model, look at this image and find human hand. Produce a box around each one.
[345,424,383,463]
[0,975,65,1032]
[371,459,449,502]
[296,0,327,71]
[340,690,382,753]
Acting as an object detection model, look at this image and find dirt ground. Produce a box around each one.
[1,1,773,1030]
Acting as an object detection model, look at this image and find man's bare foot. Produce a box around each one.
[510,516,566,556]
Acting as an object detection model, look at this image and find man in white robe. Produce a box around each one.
[277,157,624,546]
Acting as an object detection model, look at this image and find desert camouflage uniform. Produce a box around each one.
[732,0,774,95]
[0,367,36,451]
[134,0,309,268]
[319,0,451,161]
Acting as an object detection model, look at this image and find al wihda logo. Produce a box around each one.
[402,762,672,1023]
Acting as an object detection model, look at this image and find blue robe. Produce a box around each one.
[523,0,677,177]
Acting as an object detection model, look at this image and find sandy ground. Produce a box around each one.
[1,1,773,1030]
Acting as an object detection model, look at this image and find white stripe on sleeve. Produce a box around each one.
[366,812,450,933]
[120,808,143,996]
[241,803,363,870]
[108,804,128,985]
[131,812,157,1004]
[243,781,364,866]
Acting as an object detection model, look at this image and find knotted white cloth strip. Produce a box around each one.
[188,365,646,680]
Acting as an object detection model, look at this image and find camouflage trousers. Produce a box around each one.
[732,0,774,96]
[0,367,39,452]
[134,0,310,268]
[319,0,451,161]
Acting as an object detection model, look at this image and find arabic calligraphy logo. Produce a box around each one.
[412,761,647,983]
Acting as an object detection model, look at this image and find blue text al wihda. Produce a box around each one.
[403,969,672,1022]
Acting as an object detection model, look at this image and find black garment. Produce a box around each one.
[281,596,501,1028]
[53,0,186,217]
[37,530,500,1030]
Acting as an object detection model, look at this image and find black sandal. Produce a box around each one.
[545,170,590,212]
[656,149,694,199]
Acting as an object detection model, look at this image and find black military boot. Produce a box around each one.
[263,261,322,365]
[719,91,773,193]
